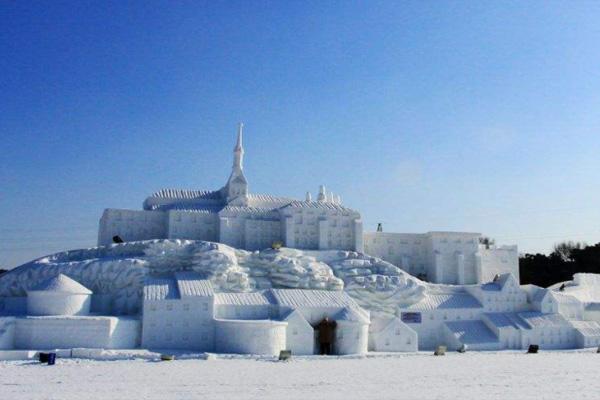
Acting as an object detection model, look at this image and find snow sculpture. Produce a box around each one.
[2,240,600,354]
[98,125,364,253]
[27,274,92,316]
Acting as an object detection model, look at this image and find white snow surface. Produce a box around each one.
[1,351,599,400]
[0,240,427,316]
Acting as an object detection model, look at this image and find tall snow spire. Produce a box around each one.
[233,122,244,169]
[223,122,248,205]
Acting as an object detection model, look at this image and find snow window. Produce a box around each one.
[406,338,411,345]
[430,314,434,321]
[338,330,344,339]
[203,303,208,311]
[150,304,157,312]
[183,303,190,311]
[395,328,401,336]
[385,339,390,346]
[293,328,298,335]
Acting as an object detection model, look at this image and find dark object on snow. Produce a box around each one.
[112,235,124,243]
[559,284,566,292]
[527,345,539,354]
[597,346,600,354]
[39,352,50,363]
[434,345,446,356]
[317,317,337,355]
[47,353,56,365]
[458,344,467,353]
[160,354,175,361]
[279,350,292,361]
[377,223,383,232]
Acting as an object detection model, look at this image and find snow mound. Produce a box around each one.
[0,240,428,316]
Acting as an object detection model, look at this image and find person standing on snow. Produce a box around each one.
[317,317,337,355]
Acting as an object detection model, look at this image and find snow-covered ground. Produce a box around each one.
[1,351,598,400]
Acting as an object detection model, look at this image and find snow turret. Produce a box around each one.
[26,274,92,316]
[318,185,327,202]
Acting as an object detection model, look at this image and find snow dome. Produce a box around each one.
[26,274,93,316]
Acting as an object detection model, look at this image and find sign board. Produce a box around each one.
[401,312,422,324]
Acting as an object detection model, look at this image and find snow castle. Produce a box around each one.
[98,124,518,286]
[1,125,600,357]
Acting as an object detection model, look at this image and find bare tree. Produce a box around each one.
[552,241,585,262]
[479,236,495,249]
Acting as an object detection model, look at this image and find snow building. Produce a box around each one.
[363,231,519,284]
[267,289,371,355]
[466,273,528,313]
[98,123,364,252]
[142,272,215,351]
[139,275,372,356]
[368,317,418,352]
[398,289,485,350]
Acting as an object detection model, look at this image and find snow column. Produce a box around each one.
[434,251,443,283]
[353,219,364,253]
[456,252,465,285]
[318,218,329,250]
[284,216,295,248]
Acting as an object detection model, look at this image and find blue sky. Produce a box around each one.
[2,1,600,268]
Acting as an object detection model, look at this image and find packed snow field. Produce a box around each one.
[1,351,598,400]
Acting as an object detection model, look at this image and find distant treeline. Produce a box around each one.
[519,241,600,288]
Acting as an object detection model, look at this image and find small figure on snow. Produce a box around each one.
[317,317,337,355]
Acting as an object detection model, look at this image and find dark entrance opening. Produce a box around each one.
[316,317,337,355]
